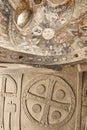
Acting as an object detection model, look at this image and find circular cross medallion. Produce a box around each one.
[22,75,75,128]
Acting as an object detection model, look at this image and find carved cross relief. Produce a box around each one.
[0,65,86,130]
[0,75,19,130]
[0,0,87,130]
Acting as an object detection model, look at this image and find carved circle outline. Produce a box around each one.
[22,74,76,128]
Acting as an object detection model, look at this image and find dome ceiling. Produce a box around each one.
[0,0,87,66]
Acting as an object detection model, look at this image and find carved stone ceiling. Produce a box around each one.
[0,0,87,65]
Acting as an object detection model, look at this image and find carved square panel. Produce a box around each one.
[0,65,82,130]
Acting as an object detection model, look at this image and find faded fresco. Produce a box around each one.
[0,0,87,65]
[0,1,87,130]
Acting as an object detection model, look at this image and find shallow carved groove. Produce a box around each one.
[0,0,87,130]
[0,65,81,130]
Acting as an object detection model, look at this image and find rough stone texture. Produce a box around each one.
[0,64,77,130]
[0,0,87,130]
[0,64,85,130]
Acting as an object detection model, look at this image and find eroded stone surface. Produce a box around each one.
[0,64,83,130]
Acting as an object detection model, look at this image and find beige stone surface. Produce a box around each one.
[0,0,87,130]
[0,64,85,130]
